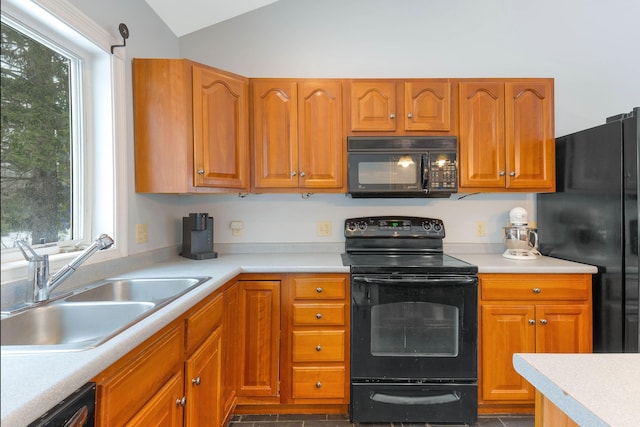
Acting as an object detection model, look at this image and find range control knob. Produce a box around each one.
[433,223,443,233]
[422,221,433,231]
[357,222,367,231]
[346,222,358,232]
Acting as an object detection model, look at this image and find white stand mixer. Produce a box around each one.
[502,207,540,260]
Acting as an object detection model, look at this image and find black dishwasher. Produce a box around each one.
[28,382,95,427]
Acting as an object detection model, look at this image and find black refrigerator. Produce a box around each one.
[537,107,639,353]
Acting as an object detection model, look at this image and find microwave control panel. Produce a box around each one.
[427,152,457,192]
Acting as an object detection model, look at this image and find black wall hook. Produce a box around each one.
[110,23,129,54]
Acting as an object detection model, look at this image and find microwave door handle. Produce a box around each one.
[422,154,429,191]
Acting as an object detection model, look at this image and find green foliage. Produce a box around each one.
[1,22,72,246]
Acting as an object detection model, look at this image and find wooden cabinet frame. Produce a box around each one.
[478,273,592,414]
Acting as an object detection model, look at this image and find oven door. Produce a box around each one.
[351,274,477,381]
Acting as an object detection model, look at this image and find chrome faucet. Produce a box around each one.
[16,234,115,304]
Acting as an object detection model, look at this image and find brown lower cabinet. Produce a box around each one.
[478,273,592,414]
[91,273,350,427]
[91,270,591,424]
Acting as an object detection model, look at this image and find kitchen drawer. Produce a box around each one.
[293,303,345,326]
[185,293,223,355]
[292,367,346,399]
[480,274,591,301]
[293,276,346,300]
[292,330,345,362]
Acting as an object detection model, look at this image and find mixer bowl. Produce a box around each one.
[503,226,538,254]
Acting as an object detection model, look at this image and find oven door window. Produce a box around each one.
[371,301,458,357]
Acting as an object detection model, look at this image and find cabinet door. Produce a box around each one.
[252,80,298,188]
[298,80,344,189]
[237,280,281,397]
[96,324,184,427]
[458,82,506,189]
[124,372,184,427]
[403,81,451,131]
[349,81,397,131]
[192,66,249,189]
[505,80,555,190]
[221,285,239,421]
[185,326,223,427]
[480,305,535,402]
[535,304,592,353]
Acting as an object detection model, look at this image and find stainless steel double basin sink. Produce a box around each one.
[1,277,211,353]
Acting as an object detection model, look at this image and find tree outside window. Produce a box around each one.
[1,22,72,247]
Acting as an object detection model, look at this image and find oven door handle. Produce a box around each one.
[370,391,460,406]
[353,275,477,285]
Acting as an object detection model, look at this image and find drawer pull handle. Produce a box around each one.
[316,381,322,388]
[528,319,535,325]
[316,313,323,319]
[533,287,541,294]
[316,345,322,351]
[192,376,201,386]
[176,396,186,407]
[316,287,323,293]
[540,319,548,325]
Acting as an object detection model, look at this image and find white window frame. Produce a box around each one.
[0,0,127,283]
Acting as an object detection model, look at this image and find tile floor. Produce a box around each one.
[228,413,534,427]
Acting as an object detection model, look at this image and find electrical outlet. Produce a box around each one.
[135,223,148,244]
[475,221,487,237]
[230,220,243,237]
[317,221,332,237]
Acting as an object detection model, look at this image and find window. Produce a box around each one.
[1,20,77,247]
[0,0,126,277]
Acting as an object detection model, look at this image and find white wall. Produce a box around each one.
[175,0,638,247]
[66,0,640,253]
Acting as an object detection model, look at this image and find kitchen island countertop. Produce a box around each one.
[513,353,640,427]
[1,251,596,426]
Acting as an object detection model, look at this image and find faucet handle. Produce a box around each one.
[15,240,45,262]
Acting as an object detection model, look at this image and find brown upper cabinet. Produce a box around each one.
[133,58,249,194]
[457,79,555,192]
[348,79,455,134]
[251,79,345,192]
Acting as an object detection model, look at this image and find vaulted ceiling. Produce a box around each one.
[144,0,280,37]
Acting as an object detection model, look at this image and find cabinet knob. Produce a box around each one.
[316,345,322,351]
[316,313,323,319]
[291,171,297,177]
[316,381,322,388]
[299,171,306,177]
[316,287,323,293]
[176,396,186,407]
[528,319,536,325]
[198,169,205,175]
[407,113,413,119]
[533,287,541,294]
[499,170,506,176]
[509,171,516,177]
[192,376,201,386]
[389,113,396,119]
[540,319,548,325]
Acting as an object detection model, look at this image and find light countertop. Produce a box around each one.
[1,251,596,426]
[513,353,640,427]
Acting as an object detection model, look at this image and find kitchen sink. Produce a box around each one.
[1,301,155,352]
[1,276,211,353]
[64,277,210,303]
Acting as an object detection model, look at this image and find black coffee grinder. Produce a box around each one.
[181,213,217,260]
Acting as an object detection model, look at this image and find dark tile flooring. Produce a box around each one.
[229,413,534,427]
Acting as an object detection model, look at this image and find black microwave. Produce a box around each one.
[347,136,458,198]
